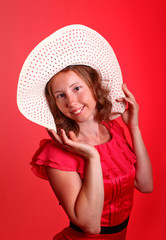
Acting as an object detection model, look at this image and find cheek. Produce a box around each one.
[55,100,65,112]
[81,88,96,101]
[82,93,96,107]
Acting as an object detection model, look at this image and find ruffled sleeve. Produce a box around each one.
[30,139,85,180]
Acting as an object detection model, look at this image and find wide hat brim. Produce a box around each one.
[17,24,125,131]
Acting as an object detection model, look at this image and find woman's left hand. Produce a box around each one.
[116,83,139,131]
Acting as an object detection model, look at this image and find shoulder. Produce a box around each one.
[34,139,69,159]
[30,139,85,180]
[111,120,125,136]
[103,120,125,138]
[32,138,84,165]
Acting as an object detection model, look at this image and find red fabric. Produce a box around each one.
[30,120,136,239]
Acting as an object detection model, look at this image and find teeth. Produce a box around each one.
[72,107,83,114]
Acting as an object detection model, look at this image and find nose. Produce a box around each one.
[66,93,77,107]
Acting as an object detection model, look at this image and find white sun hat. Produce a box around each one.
[17,24,125,131]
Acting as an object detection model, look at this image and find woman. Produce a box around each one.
[17,25,153,239]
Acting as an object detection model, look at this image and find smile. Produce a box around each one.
[71,106,84,115]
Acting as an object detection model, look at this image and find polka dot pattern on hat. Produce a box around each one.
[17,24,126,130]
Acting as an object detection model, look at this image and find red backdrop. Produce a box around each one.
[1,0,165,239]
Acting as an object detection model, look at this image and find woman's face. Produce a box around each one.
[50,70,97,124]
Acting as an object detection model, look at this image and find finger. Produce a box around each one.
[124,97,139,111]
[60,129,73,145]
[122,83,135,100]
[47,129,63,144]
[61,130,80,150]
[116,96,135,105]
[46,128,57,140]
[116,97,125,102]
[68,131,79,142]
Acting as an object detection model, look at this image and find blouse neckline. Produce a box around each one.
[94,121,113,147]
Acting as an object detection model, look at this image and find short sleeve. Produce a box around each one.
[30,139,85,180]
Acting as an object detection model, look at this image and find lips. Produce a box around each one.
[71,106,84,115]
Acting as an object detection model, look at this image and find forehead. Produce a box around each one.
[50,70,88,88]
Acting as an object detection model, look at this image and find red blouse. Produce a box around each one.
[31,120,136,227]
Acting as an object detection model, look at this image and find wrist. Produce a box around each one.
[129,126,141,136]
[86,152,100,162]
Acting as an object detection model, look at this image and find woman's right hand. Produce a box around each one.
[47,129,99,160]
[46,128,104,234]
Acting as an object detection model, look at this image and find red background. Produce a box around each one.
[1,0,166,239]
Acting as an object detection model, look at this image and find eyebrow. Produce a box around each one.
[53,82,80,94]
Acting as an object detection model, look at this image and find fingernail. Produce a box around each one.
[116,97,124,101]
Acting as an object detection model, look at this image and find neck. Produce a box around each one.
[77,120,110,145]
[78,120,101,138]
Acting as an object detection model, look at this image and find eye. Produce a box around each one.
[74,86,81,91]
[56,93,65,99]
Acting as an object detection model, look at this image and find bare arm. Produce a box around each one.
[117,84,153,193]
[129,127,153,193]
[45,129,104,234]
